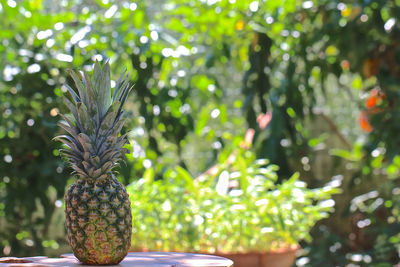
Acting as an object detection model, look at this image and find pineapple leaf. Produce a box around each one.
[93,168,102,178]
[97,102,119,141]
[63,84,81,104]
[59,149,82,161]
[68,70,88,107]
[87,167,95,177]
[109,151,121,162]
[58,113,80,132]
[100,149,119,164]
[111,113,127,135]
[90,155,101,167]
[97,115,116,145]
[54,135,82,152]
[76,102,95,137]
[77,133,95,154]
[95,111,119,153]
[112,69,132,103]
[56,62,133,181]
[97,174,108,180]
[83,151,90,162]
[98,132,119,154]
[83,71,100,125]
[112,68,126,101]
[81,161,91,172]
[114,133,129,150]
[93,61,111,118]
[62,96,80,125]
[112,162,121,168]
[101,161,113,172]
[72,170,88,178]
[99,148,113,160]
[101,101,119,128]
[57,121,79,140]
[117,84,133,119]
[71,165,87,177]
[121,147,130,154]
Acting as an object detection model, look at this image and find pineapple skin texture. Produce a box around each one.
[65,177,132,265]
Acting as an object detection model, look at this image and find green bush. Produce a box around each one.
[127,149,340,253]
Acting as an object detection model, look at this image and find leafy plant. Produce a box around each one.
[127,148,340,253]
[326,145,400,265]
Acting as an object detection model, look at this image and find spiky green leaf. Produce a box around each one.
[57,121,79,141]
[83,71,100,125]
[83,151,90,162]
[116,84,133,118]
[77,133,94,153]
[93,61,111,118]
[112,70,132,102]
[76,102,95,137]
[58,113,80,132]
[92,168,102,178]
[54,135,82,152]
[62,96,80,124]
[89,156,101,168]
[101,161,113,172]
[55,62,133,181]
[82,161,91,173]
[63,84,81,104]
[69,70,87,106]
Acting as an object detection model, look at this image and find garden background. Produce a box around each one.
[1,0,400,266]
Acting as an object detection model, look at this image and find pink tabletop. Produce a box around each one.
[0,252,233,267]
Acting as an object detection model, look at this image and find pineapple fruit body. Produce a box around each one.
[55,62,134,265]
[65,176,132,265]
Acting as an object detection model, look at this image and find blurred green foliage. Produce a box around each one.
[0,0,400,265]
[128,147,340,253]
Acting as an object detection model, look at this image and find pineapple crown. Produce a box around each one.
[55,61,133,180]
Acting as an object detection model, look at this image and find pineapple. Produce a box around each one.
[55,61,133,265]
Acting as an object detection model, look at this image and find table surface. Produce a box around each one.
[0,252,233,267]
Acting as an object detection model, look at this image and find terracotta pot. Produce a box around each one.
[213,246,299,267]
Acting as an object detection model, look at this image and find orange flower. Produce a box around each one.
[359,111,373,133]
[366,96,378,109]
[341,60,350,71]
[365,88,386,111]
